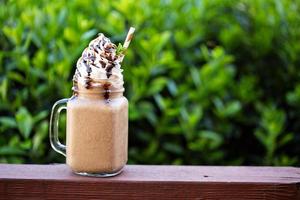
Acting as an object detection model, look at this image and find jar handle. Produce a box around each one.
[49,98,68,157]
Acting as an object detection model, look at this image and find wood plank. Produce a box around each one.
[0,164,300,199]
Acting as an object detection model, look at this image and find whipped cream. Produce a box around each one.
[73,33,124,89]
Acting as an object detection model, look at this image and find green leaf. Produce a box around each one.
[0,146,26,156]
[33,110,48,123]
[254,130,267,148]
[7,72,25,83]
[116,43,126,56]
[20,140,32,150]
[278,133,293,148]
[154,94,167,111]
[215,100,242,118]
[63,27,79,43]
[189,130,223,151]
[15,107,34,139]
[163,142,183,155]
[167,80,178,96]
[0,78,8,100]
[33,121,48,151]
[147,77,168,96]
[199,130,223,149]
[0,117,17,128]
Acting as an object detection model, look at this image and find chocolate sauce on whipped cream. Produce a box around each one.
[72,33,124,101]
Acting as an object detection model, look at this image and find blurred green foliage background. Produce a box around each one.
[0,0,300,166]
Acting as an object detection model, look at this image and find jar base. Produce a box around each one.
[74,168,123,177]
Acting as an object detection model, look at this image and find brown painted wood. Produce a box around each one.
[0,164,299,199]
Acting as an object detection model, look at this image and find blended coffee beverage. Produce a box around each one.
[50,28,135,177]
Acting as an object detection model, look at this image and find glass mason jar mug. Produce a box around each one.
[49,82,128,177]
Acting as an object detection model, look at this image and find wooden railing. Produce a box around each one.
[0,164,299,199]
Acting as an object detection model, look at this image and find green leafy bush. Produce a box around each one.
[0,0,300,165]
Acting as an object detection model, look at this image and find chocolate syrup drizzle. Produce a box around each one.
[103,82,111,103]
[73,33,123,102]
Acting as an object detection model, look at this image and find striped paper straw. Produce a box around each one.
[120,27,135,62]
[123,27,135,49]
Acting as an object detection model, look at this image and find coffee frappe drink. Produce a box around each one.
[50,28,135,177]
